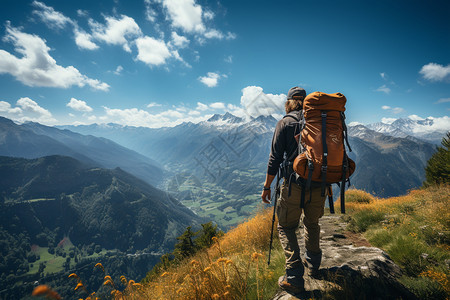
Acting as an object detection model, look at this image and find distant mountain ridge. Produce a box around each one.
[366,117,448,144]
[59,112,437,198]
[347,125,436,196]
[0,116,163,186]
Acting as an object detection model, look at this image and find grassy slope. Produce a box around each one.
[62,186,449,299]
[95,207,285,299]
[340,185,450,299]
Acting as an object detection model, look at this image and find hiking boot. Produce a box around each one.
[278,274,305,294]
[302,258,322,279]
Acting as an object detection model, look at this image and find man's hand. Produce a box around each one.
[261,189,271,204]
[262,174,276,204]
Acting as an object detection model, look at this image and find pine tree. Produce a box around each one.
[195,222,224,248]
[173,226,197,260]
[423,132,450,186]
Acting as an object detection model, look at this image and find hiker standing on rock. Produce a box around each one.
[261,86,326,294]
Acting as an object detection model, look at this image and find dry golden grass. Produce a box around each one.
[55,207,282,300]
[338,185,449,220]
[136,208,277,300]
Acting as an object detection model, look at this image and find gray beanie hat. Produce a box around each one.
[287,86,306,100]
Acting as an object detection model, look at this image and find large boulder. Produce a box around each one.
[273,215,416,299]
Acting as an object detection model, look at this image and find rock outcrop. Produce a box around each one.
[273,215,416,299]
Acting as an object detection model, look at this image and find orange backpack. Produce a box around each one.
[293,92,355,213]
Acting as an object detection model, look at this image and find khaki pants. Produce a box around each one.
[276,180,326,270]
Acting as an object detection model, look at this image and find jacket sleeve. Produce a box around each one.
[267,120,286,176]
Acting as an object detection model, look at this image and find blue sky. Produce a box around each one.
[0,0,449,128]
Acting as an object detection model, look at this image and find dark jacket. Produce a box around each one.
[267,110,302,176]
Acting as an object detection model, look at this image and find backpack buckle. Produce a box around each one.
[321,165,327,172]
[321,111,327,117]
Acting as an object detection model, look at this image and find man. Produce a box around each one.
[261,86,326,294]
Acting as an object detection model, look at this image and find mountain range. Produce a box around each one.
[60,113,439,198]
[365,117,448,144]
[0,116,163,187]
[0,155,200,252]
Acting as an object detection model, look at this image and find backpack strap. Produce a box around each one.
[300,159,314,209]
[283,110,303,162]
[339,112,350,214]
[328,186,335,214]
[320,111,328,197]
[340,112,352,152]
[284,110,305,199]
[340,153,348,214]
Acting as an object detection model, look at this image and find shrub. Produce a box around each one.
[399,275,447,300]
[366,228,393,247]
[345,189,375,204]
[347,209,385,232]
[387,235,428,276]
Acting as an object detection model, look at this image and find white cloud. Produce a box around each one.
[170,49,191,67]
[225,32,237,40]
[375,84,391,94]
[203,29,236,40]
[422,116,450,133]
[198,72,222,87]
[161,0,205,33]
[0,101,21,115]
[170,31,189,48]
[224,55,232,63]
[406,115,450,134]
[391,107,404,114]
[0,97,56,124]
[203,10,214,20]
[0,24,109,91]
[147,102,162,108]
[420,63,450,82]
[32,1,73,30]
[89,15,142,52]
[17,97,52,118]
[67,98,93,112]
[380,72,386,80]
[239,86,286,118]
[435,98,450,104]
[204,29,223,39]
[102,106,208,127]
[31,2,101,52]
[74,29,99,50]
[188,110,200,116]
[381,105,404,114]
[114,65,123,75]
[196,102,208,111]
[144,0,158,22]
[381,117,397,124]
[210,102,225,110]
[77,9,89,17]
[408,114,425,121]
[136,36,172,66]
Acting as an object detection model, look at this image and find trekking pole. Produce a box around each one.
[267,170,281,265]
